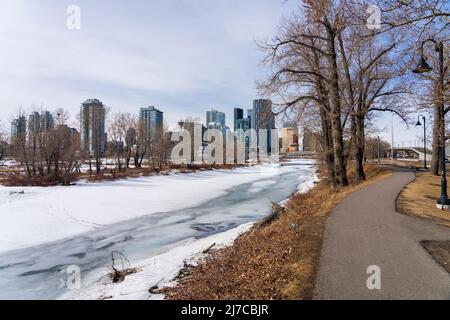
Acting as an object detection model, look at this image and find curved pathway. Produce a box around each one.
[314,167,450,300]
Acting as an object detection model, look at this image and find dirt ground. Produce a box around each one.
[397,172,450,228]
[422,240,450,273]
[163,165,390,300]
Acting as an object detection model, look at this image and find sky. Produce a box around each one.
[0,0,425,145]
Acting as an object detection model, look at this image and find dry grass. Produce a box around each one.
[1,163,246,186]
[163,164,390,300]
[397,172,450,228]
[1,173,64,187]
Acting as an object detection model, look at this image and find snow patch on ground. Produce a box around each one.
[297,170,320,193]
[61,223,254,300]
[279,160,319,207]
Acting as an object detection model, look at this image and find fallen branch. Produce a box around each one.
[257,202,286,228]
[110,251,141,283]
[203,243,216,254]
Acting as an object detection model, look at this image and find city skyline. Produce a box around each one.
[0,0,430,146]
[7,98,430,150]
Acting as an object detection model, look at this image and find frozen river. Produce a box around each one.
[0,160,316,299]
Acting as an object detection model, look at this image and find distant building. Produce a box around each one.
[281,122,299,153]
[58,124,79,137]
[206,109,225,131]
[28,111,54,139]
[139,106,164,139]
[43,111,54,129]
[235,117,250,132]
[233,108,244,131]
[247,109,254,130]
[80,99,107,156]
[126,127,137,148]
[69,127,79,136]
[252,99,276,152]
[183,119,206,163]
[11,116,26,143]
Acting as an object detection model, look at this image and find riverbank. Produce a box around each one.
[163,165,389,300]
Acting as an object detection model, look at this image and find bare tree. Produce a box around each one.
[8,108,83,185]
[0,121,7,163]
[133,119,148,168]
[258,2,350,187]
[259,0,419,185]
[347,0,449,175]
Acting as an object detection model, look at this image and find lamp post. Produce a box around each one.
[377,136,381,164]
[416,114,427,170]
[412,38,449,209]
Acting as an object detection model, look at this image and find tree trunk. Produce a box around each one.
[338,32,361,182]
[320,107,336,188]
[312,34,337,188]
[355,113,366,181]
[325,23,348,186]
[431,97,440,176]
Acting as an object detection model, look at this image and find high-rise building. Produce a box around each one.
[235,117,251,154]
[139,106,164,139]
[28,112,40,136]
[252,99,276,152]
[206,109,225,131]
[253,99,275,131]
[11,116,26,143]
[233,108,243,131]
[183,119,205,163]
[235,118,250,131]
[80,99,107,156]
[247,109,254,130]
[126,127,137,147]
[28,111,54,137]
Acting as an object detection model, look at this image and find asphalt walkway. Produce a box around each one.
[314,167,450,299]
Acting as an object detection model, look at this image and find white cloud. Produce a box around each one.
[0,0,297,128]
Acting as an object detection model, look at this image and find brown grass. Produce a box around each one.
[1,173,64,187]
[397,172,450,228]
[163,164,390,300]
[1,163,247,186]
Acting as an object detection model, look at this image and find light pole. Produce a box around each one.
[415,114,427,170]
[377,136,381,164]
[412,38,449,209]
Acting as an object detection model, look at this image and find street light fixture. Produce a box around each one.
[415,114,427,170]
[412,38,449,209]
[375,136,381,164]
[412,56,433,74]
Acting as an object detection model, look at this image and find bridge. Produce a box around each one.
[279,151,318,164]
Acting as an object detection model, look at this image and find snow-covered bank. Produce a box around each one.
[0,161,315,253]
[61,223,254,300]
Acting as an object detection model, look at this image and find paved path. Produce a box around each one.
[314,167,450,300]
